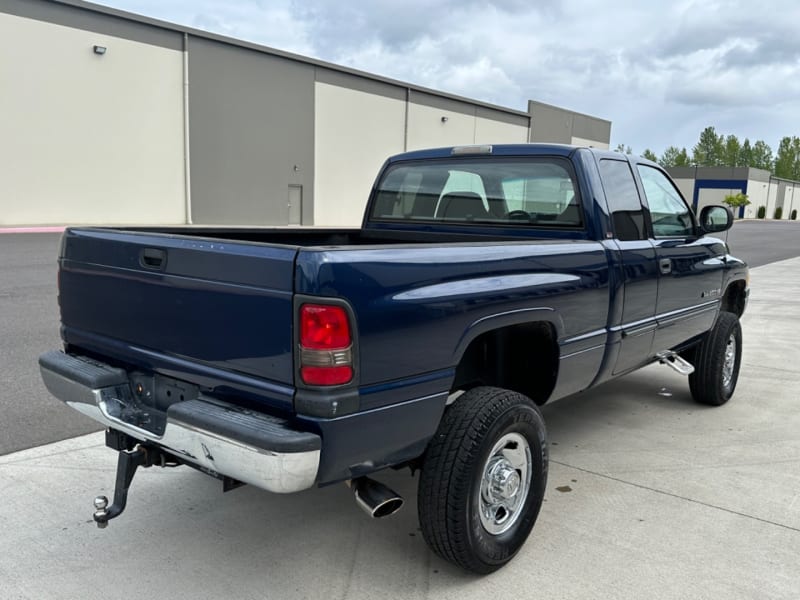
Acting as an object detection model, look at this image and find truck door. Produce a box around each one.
[597,158,660,374]
[634,164,726,352]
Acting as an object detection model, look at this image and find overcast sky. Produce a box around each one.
[96,0,800,157]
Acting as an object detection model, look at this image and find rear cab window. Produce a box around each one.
[369,157,583,229]
[598,159,647,241]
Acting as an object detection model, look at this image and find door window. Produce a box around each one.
[636,165,694,237]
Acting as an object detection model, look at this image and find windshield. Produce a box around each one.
[369,157,582,228]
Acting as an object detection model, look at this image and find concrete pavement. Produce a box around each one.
[1,257,798,598]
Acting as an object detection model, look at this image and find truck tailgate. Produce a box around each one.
[58,228,297,406]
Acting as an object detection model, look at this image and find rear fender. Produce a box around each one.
[453,307,564,364]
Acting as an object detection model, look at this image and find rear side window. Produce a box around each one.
[636,165,694,238]
[598,159,646,241]
[369,158,582,228]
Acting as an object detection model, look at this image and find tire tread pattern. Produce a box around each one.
[688,311,741,406]
[417,386,546,573]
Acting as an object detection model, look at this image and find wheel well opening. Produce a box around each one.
[452,322,558,405]
[721,280,746,317]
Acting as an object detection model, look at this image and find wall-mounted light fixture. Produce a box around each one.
[93,45,107,55]
[441,116,448,123]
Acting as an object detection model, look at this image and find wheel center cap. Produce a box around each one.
[490,463,520,500]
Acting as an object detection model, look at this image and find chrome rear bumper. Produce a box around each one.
[39,351,320,494]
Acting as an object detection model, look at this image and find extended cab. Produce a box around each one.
[40,144,748,573]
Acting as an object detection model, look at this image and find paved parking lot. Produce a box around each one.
[1,247,798,598]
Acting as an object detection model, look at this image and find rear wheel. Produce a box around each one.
[689,311,742,406]
[417,386,548,574]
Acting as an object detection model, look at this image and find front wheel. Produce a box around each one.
[417,386,548,574]
[689,311,742,406]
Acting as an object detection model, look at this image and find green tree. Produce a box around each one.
[692,126,724,166]
[614,143,633,155]
[642,149,658,162]
[740,138,753,167]
[659,146,691,168]
[774,136,800,180]
[723,192,750,212]
[722,135,742,167]
[750,140,773,171]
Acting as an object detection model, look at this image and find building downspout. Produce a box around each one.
[183,32,192,224]
[403,87,410,152]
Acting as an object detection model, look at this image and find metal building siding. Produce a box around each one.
[187,37,315,225]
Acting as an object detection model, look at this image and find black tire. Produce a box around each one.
[689,311,742,406]
[417,386,548,574]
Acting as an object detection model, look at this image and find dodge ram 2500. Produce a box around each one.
[40,144,748,573]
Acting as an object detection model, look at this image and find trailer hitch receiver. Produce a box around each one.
[93,445,152,528]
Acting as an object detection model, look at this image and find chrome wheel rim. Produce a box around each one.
[478,432,532,535]
[722,333,737,390]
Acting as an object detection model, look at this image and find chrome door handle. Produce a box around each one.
[659,258,672,274]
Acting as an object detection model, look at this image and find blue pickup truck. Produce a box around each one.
[40,144,748,573]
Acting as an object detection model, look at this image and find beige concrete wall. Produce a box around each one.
[407,103,475,151]
[313,82,405,226]
[0,13,185,226]
[571,135,610,150]
[672,178,695,207]
[407,106,528,151]
[697,188,739,214]
[474,117,528,145]
[313,92,530,226]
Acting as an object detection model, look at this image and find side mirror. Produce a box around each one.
[699,205,733,234]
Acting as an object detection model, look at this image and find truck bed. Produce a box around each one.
[59,226,609,419]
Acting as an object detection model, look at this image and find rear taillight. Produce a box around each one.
[299,304,353,386]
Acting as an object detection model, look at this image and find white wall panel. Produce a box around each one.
[314,82,405,226]
[571,136,610,149]
[697,188,738,214]
[766,183,778,218]
[783,184,798,219]
[474,118,528,144]
[407,103,474,151]
[0,13,185,226]
[745,180,768,219]
[673,178,694,207]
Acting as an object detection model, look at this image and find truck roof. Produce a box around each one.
[386,143,652,166]
[386,143,581,163]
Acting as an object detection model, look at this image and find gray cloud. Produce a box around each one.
[97,0,800,155]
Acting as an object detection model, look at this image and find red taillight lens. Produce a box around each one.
[299,303,354,386]
[300,304,351,349]
[300,366,353,386]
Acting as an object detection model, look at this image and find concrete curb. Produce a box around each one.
[0,226,66,234]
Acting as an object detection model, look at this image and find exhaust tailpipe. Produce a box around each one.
[347,477,404,518]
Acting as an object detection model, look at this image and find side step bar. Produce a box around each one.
[656,351,695,376]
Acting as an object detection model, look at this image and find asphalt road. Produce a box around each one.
[1,220,799,456]
[724,219,800,267]
[0,233,101,455]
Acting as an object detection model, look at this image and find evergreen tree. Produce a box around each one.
[692,126,724,166]
[750,140,774,171]
[722,135,741,167]
[774,136,800,180]
[659,146,691,168]
[740,138,753,167]
[642,149,658,162]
